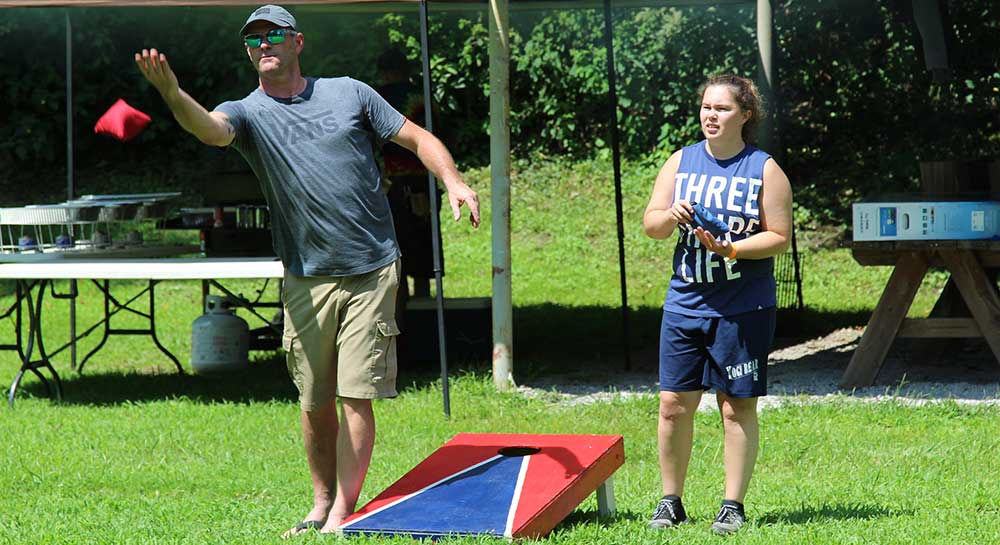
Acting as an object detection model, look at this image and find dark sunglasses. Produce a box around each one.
[243,28,296,49]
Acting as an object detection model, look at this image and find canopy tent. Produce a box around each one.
[10,0,941,408]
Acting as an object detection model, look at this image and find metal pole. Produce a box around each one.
[911,0,949,78]
[66,10,78,370]
[757,0,803,309]
[489,0,513,391]
[756,0,775,153]
[66,10,74,202]
[418,1,451,417]
[602,0,631,371]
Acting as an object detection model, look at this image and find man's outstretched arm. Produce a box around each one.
[135,48,235,147]
[391,119,480,228]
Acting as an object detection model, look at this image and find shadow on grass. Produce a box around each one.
[518,304,871,356]
[12,352,456,407]
[555,507,645,529]
[9,304,878,405]
[502,304,871,379]
[15,357,297,406]
[772,307,871,343]
[758,503,911,525]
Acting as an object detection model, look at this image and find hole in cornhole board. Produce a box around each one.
[498,446,540,457]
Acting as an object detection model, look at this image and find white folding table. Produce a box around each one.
[0,257,285,406]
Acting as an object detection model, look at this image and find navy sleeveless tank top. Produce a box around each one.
[663,141,776,317]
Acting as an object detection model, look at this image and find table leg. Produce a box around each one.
[841,252,929,388]
[939,250,1000,366]
[79,280,112,374]
[148,280,184,374]
[201,279,209,316]
[208,279,282,334]
[905,277,967,360]
[7,279,63,407]
[76,280,184,374]
[0,283,25,353]
[70,279,78,371]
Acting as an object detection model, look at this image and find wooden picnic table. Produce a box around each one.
[841,239,1000,387]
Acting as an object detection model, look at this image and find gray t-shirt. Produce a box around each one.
[215,77,405,276]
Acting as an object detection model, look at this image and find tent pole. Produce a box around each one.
[602,0,630,370]
[757,0,803,309]
[66,9,73,201]
[756,0,775,152]
[489,0,513,391]
[66,9,78,371]
[418,0,451,417]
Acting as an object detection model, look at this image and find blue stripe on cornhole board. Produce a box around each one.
[343,455,523,536]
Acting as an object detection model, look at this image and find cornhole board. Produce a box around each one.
[339,433,625,539]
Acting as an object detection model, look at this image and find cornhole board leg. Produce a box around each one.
[596,476,615,517]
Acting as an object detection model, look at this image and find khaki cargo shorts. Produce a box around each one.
[282,259,401,410]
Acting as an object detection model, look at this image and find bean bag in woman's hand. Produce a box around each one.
[690,202,730,238]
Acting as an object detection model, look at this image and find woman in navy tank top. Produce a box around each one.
[642,74,793,535]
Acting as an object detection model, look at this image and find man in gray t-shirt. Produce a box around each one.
[135,4,479,537]
[215,76,406,277]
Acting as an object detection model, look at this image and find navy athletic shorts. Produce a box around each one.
[658,308,776,398]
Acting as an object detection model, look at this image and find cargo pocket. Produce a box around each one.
[283,334,305,395]
[368,319,400,384]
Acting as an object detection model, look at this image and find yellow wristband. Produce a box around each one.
[728,244,738,259]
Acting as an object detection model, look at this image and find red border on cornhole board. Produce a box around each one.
[340,433,625,538]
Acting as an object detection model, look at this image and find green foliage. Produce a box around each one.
[376,0,1000,226]
[613,5,758,159]
[2,2,999,227]
[512,9,612,156]
[0,7,255,204]
[777,0,1000,225]
[376,11,494,165]
[377,5,758,162]
[0,6,411,204]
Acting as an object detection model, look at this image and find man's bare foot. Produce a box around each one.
[319,511,351,534]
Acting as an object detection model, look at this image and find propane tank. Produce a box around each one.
[191,295,250,374]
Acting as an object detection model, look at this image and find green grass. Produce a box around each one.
[2,373,998,544]
[0,157,996,544]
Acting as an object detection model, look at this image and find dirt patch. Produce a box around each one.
[518,329,1000,409]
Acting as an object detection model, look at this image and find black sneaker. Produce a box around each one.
[648,495,687,529]
[710,501,746,535]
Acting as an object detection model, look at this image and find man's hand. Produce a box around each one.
[390,120,480,227]
[132,48,234,147]
[445,180,480,228]
[135,48,179,99]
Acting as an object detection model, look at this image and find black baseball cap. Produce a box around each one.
[240,5,297,36]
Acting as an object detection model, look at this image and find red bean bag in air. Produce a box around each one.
[94,99,151,142]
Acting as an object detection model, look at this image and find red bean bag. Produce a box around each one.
[94,99,151,142]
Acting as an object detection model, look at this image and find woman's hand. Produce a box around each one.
[666,199,694,226]
[694,227,735,258]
